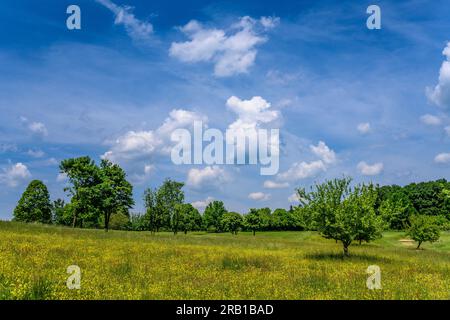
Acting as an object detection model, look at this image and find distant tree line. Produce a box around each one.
[12,157,449,252]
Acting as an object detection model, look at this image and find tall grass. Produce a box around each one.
[0,221,449,299]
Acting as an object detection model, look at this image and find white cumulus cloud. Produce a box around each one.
[310,141,336,165]
[278,160,326,182]
[186,166,229,189]
[263,180,289,189]
[226,95,280,131]
[0,163,31,187]
[277,141,336,182]
[420,114,442,126]
[102,109,206,163]
[427,42,450,109]
[357,161,384,176]
[170,16,279,77]
[357,122,371,134]
[435,153,450,164]
[248,192,270,201]
[191,196,214,211]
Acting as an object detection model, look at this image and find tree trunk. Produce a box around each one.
[359,239,362,245]
[417,241,422,249]
[105,212,110,232]
[253,230,256,236]
[72,214,77,228]
[343,245,349,256]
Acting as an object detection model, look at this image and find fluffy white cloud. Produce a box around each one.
[186,166,229,189]
[263,180,289,189]
[357,161,384,176]
[170,16,279,77]
[0,163,31,187]
[248,192,270,201]
[226,95,280,131]
[420,114,442,126]
[225,95,281,163]
[191,196,214,211]
[434,153,450,164]
[427,42,450,109]
[278,160,326,182]
[277,141,336,182]
[288,193,299,203]
[102,109,206,162]
[20,116,48,137]
[96,0,153,40]
[310,141,336,165]
[259,16,280,29]
[357,122,371,134]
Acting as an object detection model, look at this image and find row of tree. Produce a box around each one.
[12,157,449,254]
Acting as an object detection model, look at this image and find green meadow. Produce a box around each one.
[0,221,449,300]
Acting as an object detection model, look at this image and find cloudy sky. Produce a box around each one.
[1,0,450,219]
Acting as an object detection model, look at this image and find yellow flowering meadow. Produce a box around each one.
[0,221,449,300]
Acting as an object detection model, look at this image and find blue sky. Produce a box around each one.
[1,0,450,219]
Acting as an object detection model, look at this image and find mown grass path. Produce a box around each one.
[0,222,449,299]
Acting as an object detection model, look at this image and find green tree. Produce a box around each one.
[13,180,52,223]
[60,157,102,228]
[171,203,202,235]
[171,203,184,235]
[129,213,147,231]
[51,198,66,224]
[407,215,440,249]
[291,206,315,231]
[181,204,202,234]
[221,212,243,235]
[143,188,160,233]
[271,208,290,230]
[377,192,416,230]
[352,185,384,245]
[244,208,270,236]
[204,201,227,232]
[97,159,134,231]
[144,179,184,233]
[158,179,184,230]
[297,177,383,256]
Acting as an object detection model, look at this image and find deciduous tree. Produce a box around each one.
[13,180,52,223]
[407,215,440,249]
[204,201,227,232]
[221,212,243,235]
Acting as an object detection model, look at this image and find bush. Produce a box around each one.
[109,213,130,230]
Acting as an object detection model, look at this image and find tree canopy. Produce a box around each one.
[13,180,52,223]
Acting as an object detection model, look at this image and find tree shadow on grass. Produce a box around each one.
[305,252,394,263]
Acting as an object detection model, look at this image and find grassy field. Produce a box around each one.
[0,221,449,300]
